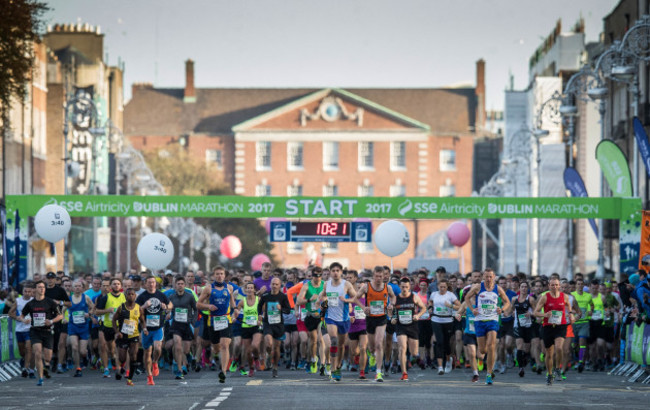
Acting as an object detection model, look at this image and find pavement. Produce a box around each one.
[0,363,649,410]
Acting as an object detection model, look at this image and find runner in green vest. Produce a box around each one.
[571,278,593,372]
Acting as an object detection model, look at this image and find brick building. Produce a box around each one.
[125,60,487,271]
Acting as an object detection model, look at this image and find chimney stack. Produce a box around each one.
[475,59,486,132]
[184,59,196,103]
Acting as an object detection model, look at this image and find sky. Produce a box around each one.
[43,0,618,111]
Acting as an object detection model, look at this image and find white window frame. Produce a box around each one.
[358,142,374,171]
[358,242,374,254]
[358,184,374,197]
[439,149,456,172]
[255,183,271,197]
[287,184,303,196]
[390,141,406,171]
[323,141,339,171]
[323,184,338,197]
[390,183,406,197]
[439,183,456,197]
[287,242,303,254]
[321,242,338,254]
[256,141,272,171]
[205,149,223,169]
[287,142,304,171]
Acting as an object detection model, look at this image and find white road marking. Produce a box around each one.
[188,402,200,410]
[222,387,232,391]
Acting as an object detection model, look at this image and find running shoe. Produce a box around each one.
[438,367,444,375]
[152,362,160,377]
[297,360,305,370]
[540,353,545,362]
[368,353,376,368]
[560,371,567,381]
[546,374,552,386]
[240,369,249,376]
[229,358,237,372]
[390,364,398,374]
[486,374,493,385]
[418,359,426,370]
[272,369,278,378]
[126,379,134,386]
[375,372,384,382]
[471,374,479,383]
[477,359,484,372]
[175,371,184,380]
[536,366,542,375]
[115,368,123,381]
[400,372,409,381]
[37,378,43,386]
[445,359,453,374]
[248,368,255,377]
[147,375,155,386]
[43,365,51,379]
[325,364,331,376]
[74,368,82,377]
[319,365,325,376]
[21,368,28,378]
[310,361,318,374]
[103,368,110,378]
[290,363,297,371]
[455,359,461,369]
[333,369,341,382]
[578,362,584,373]
[254,359,262,371]
[56,364,64,374]
[359,370,366,380]
[182,366,188,375]
[29,371,35,379]
[218,371,226,383]
[519,367,525,377]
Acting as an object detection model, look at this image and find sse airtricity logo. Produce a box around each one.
[398,199,413,216]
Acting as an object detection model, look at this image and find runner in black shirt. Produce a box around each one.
[136,276,171,385]
[18,280,63,386]
[258,278,291,378]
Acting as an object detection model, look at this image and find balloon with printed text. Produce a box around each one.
[34,204,72,243]
[137,232,175,270]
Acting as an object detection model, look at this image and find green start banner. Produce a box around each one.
[5,195,628,219]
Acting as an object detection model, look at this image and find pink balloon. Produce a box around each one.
[447,222,470,247]
[251,253,271,271]
[220,235,242,259]
[265,218,287,234]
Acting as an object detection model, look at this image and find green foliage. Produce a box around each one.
[143,145,275,270]
[0,0,49,124]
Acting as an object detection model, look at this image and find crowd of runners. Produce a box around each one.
[3,262,650,387]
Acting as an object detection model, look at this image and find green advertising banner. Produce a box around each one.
[596,140,633,198]
[631,322,645,364]
[1,317,9,363]
[5,195,628,220]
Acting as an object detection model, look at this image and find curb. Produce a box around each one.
[0,361,21,382]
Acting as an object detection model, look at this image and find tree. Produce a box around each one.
[0,0,49,133]
[143,145,275,270]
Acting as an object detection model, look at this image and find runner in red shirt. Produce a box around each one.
[534,278,575,386]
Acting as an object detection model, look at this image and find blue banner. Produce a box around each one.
[563,167,598,238]
[1,206,8,291]
[633,117,650,178]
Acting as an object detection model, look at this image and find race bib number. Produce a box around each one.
[146,315,160,328]
[175,308,188,323]
[398,310,413,325]
[300,308,307,321]
[33,312,46,327]
[468,319,475,333]
[369,300,384,315]
[591,310,603,321]
[354,306,366,320]
[518,313,531,327]
[327,292,339,307]
[212,315,228,331]
[72,311,86,325]
[435,306,451,316]
[480,304,496,316]
[549,310,563,325]
[121,319,136,335]
[245,315,258,326]
[268,313,281,324]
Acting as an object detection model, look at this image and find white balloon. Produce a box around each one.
[373,220,410,257]
[137,233,174,270]
[34,205,71,243]
[182,256,190,267]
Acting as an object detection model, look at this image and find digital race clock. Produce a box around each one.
[269,221,372,243]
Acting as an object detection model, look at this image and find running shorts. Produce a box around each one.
[542,324,567,349]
